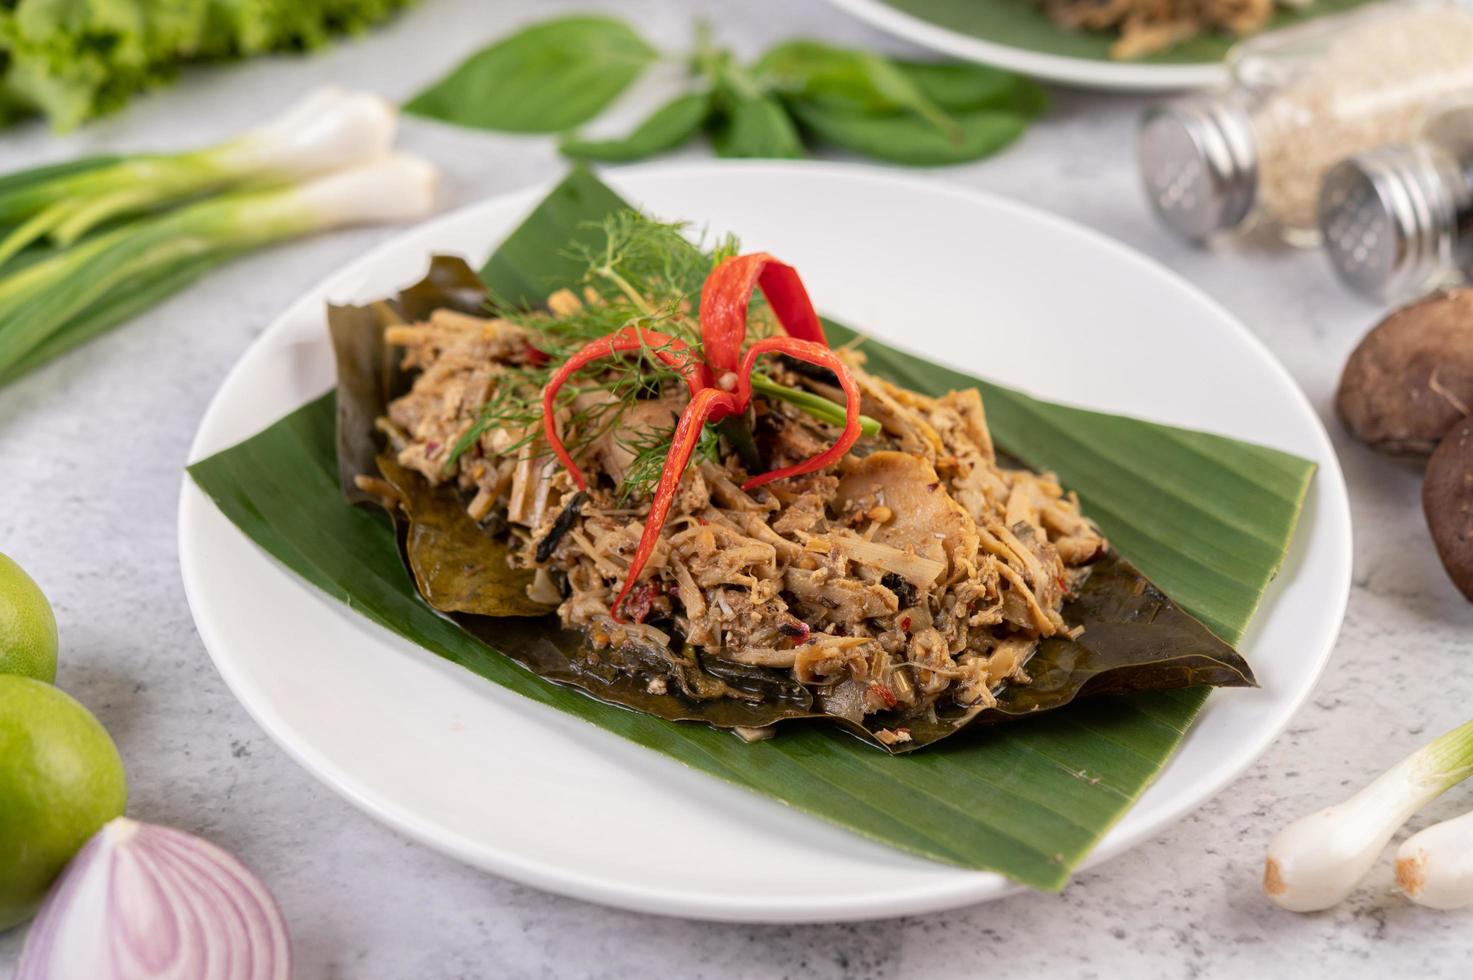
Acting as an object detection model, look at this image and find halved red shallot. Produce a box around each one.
[17,817,290,980]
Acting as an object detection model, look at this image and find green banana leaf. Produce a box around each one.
[326,253,1255,749]
[188,170,1314,889]
[870,0,1376,65]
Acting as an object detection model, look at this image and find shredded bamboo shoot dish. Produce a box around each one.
[1040,0,1290,59]
[363,215,1108,742]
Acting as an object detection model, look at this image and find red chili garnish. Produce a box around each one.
[622,581,659,624]
[522,342,550,366]
[697,252,827,377]
[778,620,811,644]
[900,616,912,632]
[869,683,898,709]
[542,326,709,490]
[541,255,863,621]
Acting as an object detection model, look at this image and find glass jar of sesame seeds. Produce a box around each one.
[1139,0,1473,245]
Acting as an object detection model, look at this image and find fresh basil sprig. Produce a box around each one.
[560,93,712,162]
[405,17,1047,167]
[404,16,657,133]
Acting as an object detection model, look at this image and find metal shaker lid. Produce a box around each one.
[1139,97,1258,242]
[1318,143,1467,299]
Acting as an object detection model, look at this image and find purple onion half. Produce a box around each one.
[17,818,291,980]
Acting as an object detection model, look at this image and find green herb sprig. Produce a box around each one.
[406,17,1048,167]
[443,211,726,477]
[444,209,879,498]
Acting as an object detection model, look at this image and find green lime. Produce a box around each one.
[0,553,58,683]
[0,675,126,931]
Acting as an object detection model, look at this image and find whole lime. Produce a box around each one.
[0,553,58,683]
[0,675,126,931]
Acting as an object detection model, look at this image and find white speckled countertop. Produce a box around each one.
[3,1,1472,976]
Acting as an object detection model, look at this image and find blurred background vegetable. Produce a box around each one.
[0,89,438,387]
[406,15,1047,166]
[0,0,418,130]
[0,88,397,271]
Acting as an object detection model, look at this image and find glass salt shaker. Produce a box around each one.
[1139,0,1473,245]
[1319,104,1473,298]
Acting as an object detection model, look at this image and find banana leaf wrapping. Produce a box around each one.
[330,253,1254,753]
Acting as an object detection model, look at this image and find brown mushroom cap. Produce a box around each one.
[1337,289,1473,457]
[1423,418,1473,602]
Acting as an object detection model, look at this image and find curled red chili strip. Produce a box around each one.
[541,326,706,489]
[733,337,863,490]
[698,252,828,378]
[539,253,862,618]
[612,386,741,621]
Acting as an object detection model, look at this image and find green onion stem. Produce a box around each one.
[717,416,762,471]
[750,371,881,437]
[1417,717,1473,792]
[0,89,397,277]
[0,153,437,386]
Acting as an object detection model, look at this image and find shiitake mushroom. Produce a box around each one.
[1424,419,1473,602]
[1337,289,1473,456]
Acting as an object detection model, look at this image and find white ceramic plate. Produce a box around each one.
[179,162,1351,923]
[823,0,1222,91]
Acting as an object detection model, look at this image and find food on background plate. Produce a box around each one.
[330,210,1255,751]
[1041,0,1283,59]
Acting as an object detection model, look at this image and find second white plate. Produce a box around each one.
[823,0,1223,91]
[179,162,1351,922]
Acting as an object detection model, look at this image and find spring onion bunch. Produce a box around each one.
[0,88,397,269]
[1264,716,1473,911]
[0,89,438,386]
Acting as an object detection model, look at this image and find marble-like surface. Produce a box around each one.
[3,1,1471,976]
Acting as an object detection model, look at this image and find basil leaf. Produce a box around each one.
[559,92,712,162]
[791,101,1029,166]
[897,60,1049,116]
[405,16,657,133]
[752,40,952,134]
[713,94,804,159]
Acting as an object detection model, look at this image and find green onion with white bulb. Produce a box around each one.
[0,88,438,386]
[0,88,398,268]
[1265,716,1473,912]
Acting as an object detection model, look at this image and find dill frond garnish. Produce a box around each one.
[443,211,745,480]
[618,418,722,503]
